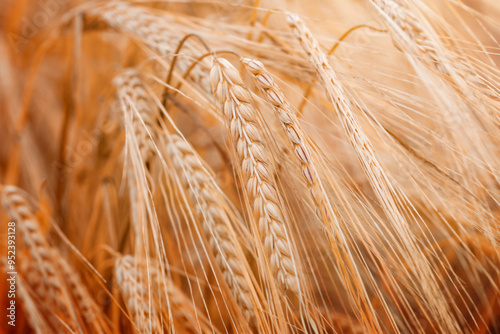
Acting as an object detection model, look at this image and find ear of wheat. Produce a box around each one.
[370,0,500,199]
[115,255,160,333]
[286,13,409,244]
[210,57,300,294]
[89,2,177,55]
[114,69,157,165]
[89,2,211,92]
[1,186,80,332]
[370,0,449,75]
[240,57,386,331]
[167,134,256,320]
[4,0,500,333]
[287,13,461,333]
[371,0,500,107]
[241,58,333,225]
[115,255,215,334]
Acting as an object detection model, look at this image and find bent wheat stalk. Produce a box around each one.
[113,69,161,255]
[89,2,177,55]
[370,0,500,199]
[287,13,408,242]
[371,0,499,105]
[370,0,448,75]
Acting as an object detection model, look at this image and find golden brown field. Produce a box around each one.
[1,0,500,333]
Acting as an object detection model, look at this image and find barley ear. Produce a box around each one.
[210,57,300,293]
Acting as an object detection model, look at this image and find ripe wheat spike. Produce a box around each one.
[3,0,500,332]
[89,2,211,91]
[114,69,157,165]
[115,255,161,333]
[167,133,256,320]
[241,57,384,331]
[1,186,78,332]
[210,57,300,293]
[370,0,449,75]
[287,13,460,333]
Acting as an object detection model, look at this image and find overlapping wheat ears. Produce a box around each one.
[1,0,500,333]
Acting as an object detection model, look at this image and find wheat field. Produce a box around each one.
[1,0,500,333]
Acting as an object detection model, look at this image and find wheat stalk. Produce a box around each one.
[371,0,500,192]
[167,134,255,320]
[286,13,407,237]
[241,57,391,333]
[90,2,177,55]
[113,68,168,259]
[210,57,299,293]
